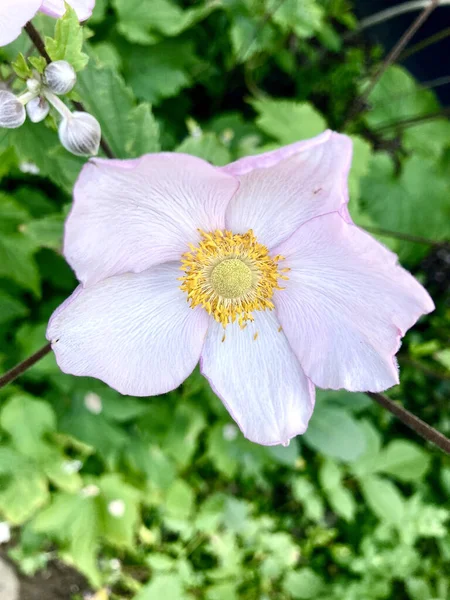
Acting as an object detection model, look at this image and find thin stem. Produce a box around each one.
[367,392,450,455]
[358,0,450,31]
[400,25,450,60]
[24,20,115,159]
[24,22,51,63]
[43,89,72,119]
[364,225,447,247]
[17,90,38,105]
[0,343,52,389]
[374,106,450,132]
[344,0,439,126]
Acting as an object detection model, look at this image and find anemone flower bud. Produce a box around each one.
[44,61,77,95]
[58,111,101,156]
[0,90,26,129]
[26,96,50,123]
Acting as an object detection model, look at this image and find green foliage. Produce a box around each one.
[0,1,449,599]
[45,5,89,71]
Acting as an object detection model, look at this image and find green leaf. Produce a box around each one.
[33,492,101,586]
[113,0,219,45]
[177,132,231,166]
[375,440,430,482]
[97,474,141,549]
[0,447,48,524]
[11,53,32,79]
[0,290,29,325]
[251,98,326,144]
[126,103,160,157]
[163,403,206,468]
[303,405,366,461]
[20,213,64,251]
[76,63,135,157]
[135,574,187,600]
[360,475,404,523]
[361,152,450,263]
[292,478,325,522]
[319,460,356,522]
[268,0,324,38]
[164,480,195,520]
[0,394,56,457]
[126,40,202,105]
[283,568,325,599]
[0,233,40,295]
[28,56,47,74]
[45,5,89,71]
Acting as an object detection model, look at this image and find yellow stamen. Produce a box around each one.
[179,229,288,328]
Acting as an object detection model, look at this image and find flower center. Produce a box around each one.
[179,229,289,328]
[210,258,253,299]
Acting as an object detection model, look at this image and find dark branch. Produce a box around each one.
[24,21,115,159]
[0,343,52,388]
[368,392,450,455]
[344,0,439,126]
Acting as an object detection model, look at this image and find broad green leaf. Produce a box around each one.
[0,234,40,295]
[113,0,219,44]
[164,480,195,520]
[135,574,187,600]
[292,478,325,522]
[76,63,135,158]
[11,53,32,79]
[0,447,48,524]
[177,132,231,166]
[230,13,277,62]
[163,403,206,468]
[126,103,160,157]
[360,475,404,523]
[317,389,372,413]
[20,213,64,251]
[375,440,430,482]
[33,492,101,586]
[0,394,56,457]
[126,40,201,105]
[303,405,366,461]
[97,474,141,548]
[319,460,355,522]
[283,568,325,599]
[45,5,89,71]
[268,0,324,38]
[0,290,29,325]
[350,419,383,477]
[251,98,326,144]
[361,152,450,263]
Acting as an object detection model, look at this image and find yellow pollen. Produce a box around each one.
[210,258,252,299]
[179,229,288,328]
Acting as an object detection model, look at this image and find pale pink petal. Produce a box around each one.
[222,131,352,249]
[40,0,95,20]
[0,0,41,46]
[47,263,209,396]
[65,153,239,286]
[200,312,315,446]
[274,213,434,392]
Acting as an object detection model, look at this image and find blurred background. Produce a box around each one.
[0,1,449,599]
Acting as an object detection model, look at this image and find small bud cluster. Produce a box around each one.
[0,60,101,157]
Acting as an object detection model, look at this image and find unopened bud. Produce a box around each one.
[26,96,50,123]
[0,90,26,129]
[44,61,77,95]
[59,111,101,157]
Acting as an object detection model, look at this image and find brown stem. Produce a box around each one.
[344,0,439,126]
[0,343,52,388]
[374,106,450,133]
[364,225,447,247]
[24,21,115,159]
[367,392,450,455]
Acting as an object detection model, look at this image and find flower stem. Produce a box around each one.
[24,20,115,159]
[367,392,450,455]
[43,88,72,119]
[0,343,52,388]
[344,0,439,126]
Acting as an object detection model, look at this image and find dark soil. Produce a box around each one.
[0,548,90,600]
